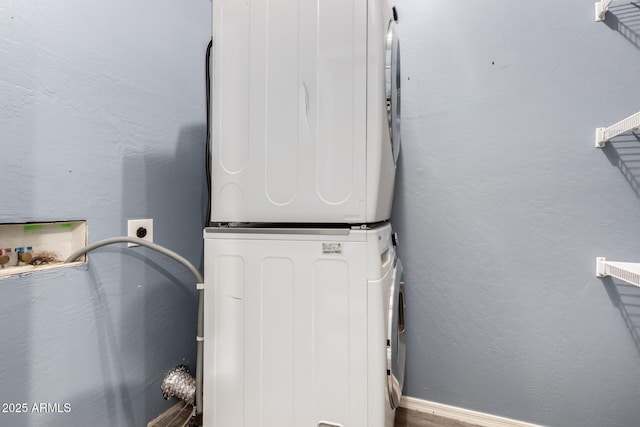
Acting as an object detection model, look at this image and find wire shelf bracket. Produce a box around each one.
[595,0,614,21]
[596,257,640,288]
[595,111,640,147]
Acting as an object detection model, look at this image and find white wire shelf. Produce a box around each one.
[595,0,640,21]
[595,111,640,147]
[596,257,640,288]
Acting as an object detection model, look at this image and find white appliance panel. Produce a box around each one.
[212,0,399,223]
[202,224,404,427]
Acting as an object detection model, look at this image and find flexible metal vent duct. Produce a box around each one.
[161,365,196,406]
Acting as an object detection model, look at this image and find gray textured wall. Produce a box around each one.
[391,1,640,426]
[0,1,210,426]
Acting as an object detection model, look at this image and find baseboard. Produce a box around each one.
[400,396,543,427]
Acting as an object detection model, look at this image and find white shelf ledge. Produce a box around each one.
[596,257,640,287]
[595,111,640,147]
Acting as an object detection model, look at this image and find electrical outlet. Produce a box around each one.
[128,219,154,247]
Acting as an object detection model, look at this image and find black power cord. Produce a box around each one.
[205,39,213,227]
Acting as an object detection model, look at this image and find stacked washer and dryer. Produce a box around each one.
[203,1,405,426]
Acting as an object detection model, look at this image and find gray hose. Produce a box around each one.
[66,237,203,282]
[65,236,204,418]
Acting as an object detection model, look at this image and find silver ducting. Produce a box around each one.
[161,365,196,406]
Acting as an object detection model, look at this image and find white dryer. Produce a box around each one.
[211,0,401,224]
[202,223,406,427]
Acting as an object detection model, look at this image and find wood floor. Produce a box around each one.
[395,407,482,427]
[146,402,192,427]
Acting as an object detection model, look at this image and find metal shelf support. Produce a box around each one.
[595,111,640,147]
[595,0,614,21]
[596,257,640,288]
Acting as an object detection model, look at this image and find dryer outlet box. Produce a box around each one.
[127,219,153,247]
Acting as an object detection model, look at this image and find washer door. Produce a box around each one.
[385,21,401,164]
[387,259,406,409]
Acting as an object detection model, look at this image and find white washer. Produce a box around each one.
[203,224,406,427]
[211,0,401,224]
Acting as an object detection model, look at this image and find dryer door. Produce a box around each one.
[387,259,406,409]
[385,21,401,164]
